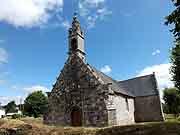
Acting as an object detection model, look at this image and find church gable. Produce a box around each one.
[51,54,106,95]
[45,54,110,126]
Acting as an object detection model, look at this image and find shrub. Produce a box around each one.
[12,114,22,119]
[177,116,180,121]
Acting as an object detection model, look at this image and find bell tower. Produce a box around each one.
[68,14,85,60]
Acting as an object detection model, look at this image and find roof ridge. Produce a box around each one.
[89,65,116,82]
[118,74,154,83]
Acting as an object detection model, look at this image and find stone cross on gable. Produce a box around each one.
[74,12,78,18]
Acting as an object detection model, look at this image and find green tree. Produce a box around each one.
[171,41,180,90]
[5,101,17,114]
[165,0,180,41]
[23,91,48,118]
[165,0,180,90]
[163,88,180,115]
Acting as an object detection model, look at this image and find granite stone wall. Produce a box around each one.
[106,95,135,126]
[134,95,164,122]
[44,54,109,127]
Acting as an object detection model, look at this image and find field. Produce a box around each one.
[0,117,180,135]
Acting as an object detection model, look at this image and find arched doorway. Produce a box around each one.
[71,107,82,126]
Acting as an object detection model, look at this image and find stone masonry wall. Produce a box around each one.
[134,95,164,122]
[106,95,135,126]
[44,54,109,127]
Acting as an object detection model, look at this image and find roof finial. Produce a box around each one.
[74,12,78,17]
[73,12,78,20]
[72,11,80,25]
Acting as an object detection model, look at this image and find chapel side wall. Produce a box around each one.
[134,95,164,122]
[107,95,135,126]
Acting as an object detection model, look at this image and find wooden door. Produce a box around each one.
[71,109,82,126]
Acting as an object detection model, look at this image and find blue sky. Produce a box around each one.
[0,0,175,104]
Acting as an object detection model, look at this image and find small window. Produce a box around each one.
[71,38,78,51]
[125,98,129,111]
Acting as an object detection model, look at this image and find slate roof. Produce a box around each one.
[90,66,134,97]
[90,65,159,97]
[118,74,159,97]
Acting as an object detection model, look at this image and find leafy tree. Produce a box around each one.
[23,91,48,118]
[5,101,17,114]
[162,103,169,114]
[163,88,180,115]
[165,0,180,90]
[171,41,180,90]
[165,0,180,41]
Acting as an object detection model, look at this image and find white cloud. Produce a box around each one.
[0,0,63,27]
[78,0,111,28]
[79,0,105,14]
[100,65,112,74]
[23,85,50,93]
[97,7,112,17]
[56,15,70,29]
[152,49,161,56]
[85,0,105,6]
[61,20,70,29]
[86,15,98,28]
[0,48,8,64]
[0,96,23,105]
[0,85,50,105]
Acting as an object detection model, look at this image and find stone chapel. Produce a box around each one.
[43,16,164,127]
